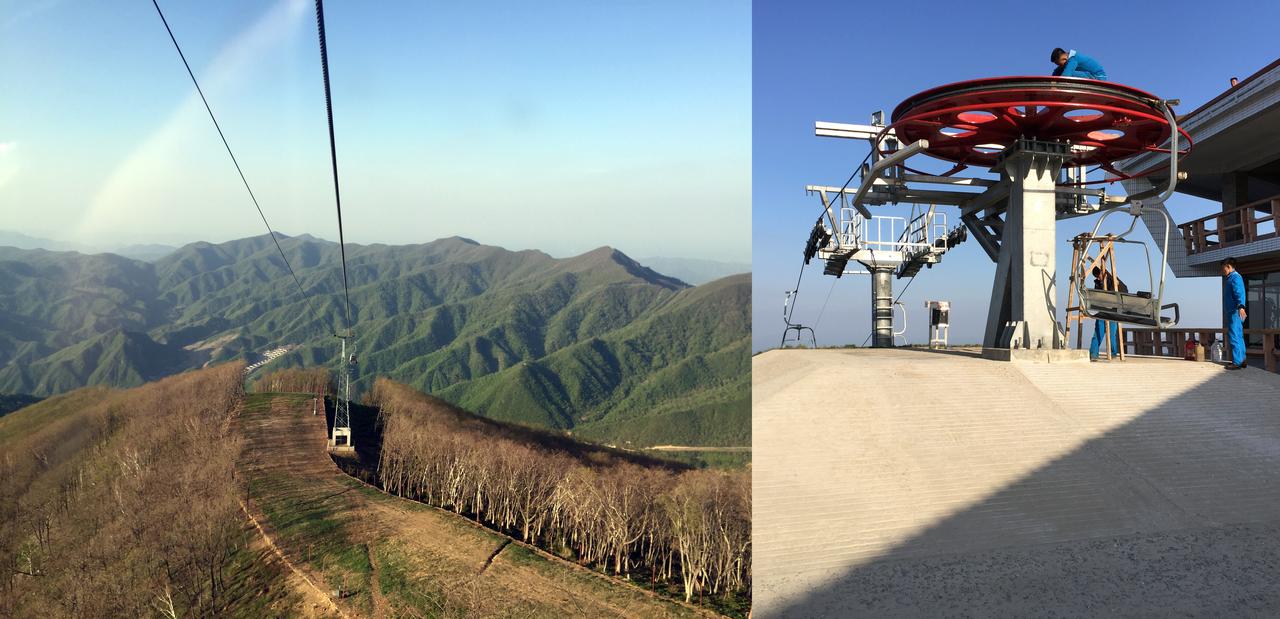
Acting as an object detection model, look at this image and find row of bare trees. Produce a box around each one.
[250,367,335,396]
[370,378,750,604]
[1,364,247,617]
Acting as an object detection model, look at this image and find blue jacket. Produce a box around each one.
[1223,270,1246,315]
[1053,50,1107,80]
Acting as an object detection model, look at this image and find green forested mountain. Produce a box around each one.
[0,236,749,445]
[0,393,42,417]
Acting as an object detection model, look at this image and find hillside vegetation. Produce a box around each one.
[0,236,749,447]
[1,365,717,617]
[372,379,751,612]
[0,364,265,617]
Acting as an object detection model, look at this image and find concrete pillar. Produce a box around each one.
[1222,172,1248,243]
[984,140,1069,349]
[871,266,894,348]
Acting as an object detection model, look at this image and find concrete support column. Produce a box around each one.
[871,266,894,348]
[1222,172,1249,243]
[984,140,1069,350]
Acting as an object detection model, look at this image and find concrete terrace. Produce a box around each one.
[753,348,1280,617]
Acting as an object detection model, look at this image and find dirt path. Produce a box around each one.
[239,498,347,618]
[234,392,708,618]
[365,542,390,619]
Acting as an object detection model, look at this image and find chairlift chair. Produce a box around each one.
[1074,206,1180,329]
[1074,96,1185,330]
[781,290,818,348]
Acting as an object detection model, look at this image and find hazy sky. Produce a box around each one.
[1,1,750,261]
[753,0,1280,350]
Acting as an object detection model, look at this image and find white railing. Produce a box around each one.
[832,203,949,254]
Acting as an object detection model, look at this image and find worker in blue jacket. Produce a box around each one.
[1051,48,1108,80]
[1089,266,1125,360]
[1222,258,1248,369]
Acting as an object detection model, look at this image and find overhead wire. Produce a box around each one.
[149,0,316,317]
[313,0,353,339]
[812,277,838,329]
[785,138,880,333]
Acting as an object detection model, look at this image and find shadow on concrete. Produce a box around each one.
[890,346,986,360]
[768,363,1280,617]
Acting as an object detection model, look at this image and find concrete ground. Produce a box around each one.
[753,348,1280,617]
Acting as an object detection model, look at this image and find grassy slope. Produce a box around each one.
[238,392,705,618]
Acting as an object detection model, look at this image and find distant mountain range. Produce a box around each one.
[0,235,749,446]
[0,230,178,261]
[0,231,749,282]
[635,256,750,286]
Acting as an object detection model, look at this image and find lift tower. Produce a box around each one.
[804,77,1189,357]
[329,334,355,453]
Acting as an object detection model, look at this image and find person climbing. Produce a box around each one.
[1222,258,1248,369]
[1051,48,1108,80]
[1089,265,1126,360]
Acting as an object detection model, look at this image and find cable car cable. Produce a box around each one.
[313,0,353,339]
[149,0,314,314]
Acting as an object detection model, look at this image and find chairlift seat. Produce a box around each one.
[1081,288,1178,328]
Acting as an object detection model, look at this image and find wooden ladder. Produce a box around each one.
[1066,233,1125,361]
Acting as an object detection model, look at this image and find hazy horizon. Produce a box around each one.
[1,1,751,263]
[0,227,753,268]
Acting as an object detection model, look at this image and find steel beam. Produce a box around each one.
[849,139,929,218]
[807,185,977,208]
[901,174,997,187]
[814,121,897,141]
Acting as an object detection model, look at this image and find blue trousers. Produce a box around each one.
[1090,319,1119,358]
[1226,310,1246,366]
[1061,69,1107,80]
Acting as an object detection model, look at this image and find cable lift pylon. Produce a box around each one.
[313,0,357,453]
[804,76,1192,355]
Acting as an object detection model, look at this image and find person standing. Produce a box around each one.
[1051,48,1108,80]
[1222,258,1248,369]
[1089,265,1125,360]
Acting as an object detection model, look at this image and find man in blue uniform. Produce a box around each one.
[1051,48,1107,80]
[1089,266,1125,360]
[1222,258,1248,369]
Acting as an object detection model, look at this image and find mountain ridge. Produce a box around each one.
[0,235,748,446]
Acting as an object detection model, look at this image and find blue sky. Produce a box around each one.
[753,0,1280,351]
[1,1,750,261]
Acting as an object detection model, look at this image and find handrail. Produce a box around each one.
[1179,194,1280,255]
[1122,327,1280,372]
[1179,194,1280,228]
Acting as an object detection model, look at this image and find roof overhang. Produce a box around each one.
[1118,59,1280,203]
